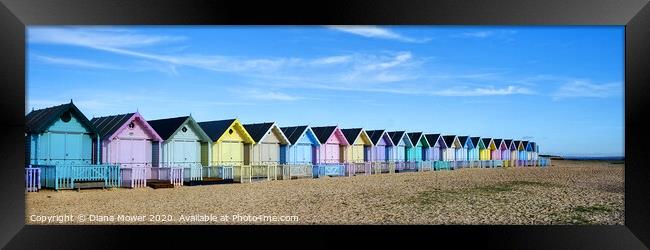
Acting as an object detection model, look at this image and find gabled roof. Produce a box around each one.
[526,141,536,151]
[311,126,349,145]
[148,116,190,140]
[311,126,337,144]
[366,130,392,146]
[243,122,273,142]
[425,134,444,147]
[243,122,290,144]
[281,125,319,145]
[504,139,514,148]
[90,113,135,138]
[148,116,211,142]
[482,138,494,148]
[387,131,406,146]
[494,139,506,149]
[470,137,482,148]
[407,132,428,147]
[198,119,253,143]
[458,136,472,148]
[26,101,97,134]
[342,128,372,146]
[443,135,458,148]
[515,140,525,150]
[91,112,162,141]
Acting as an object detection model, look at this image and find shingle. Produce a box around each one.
[90,113,135,139]
[407,132,423,146]
[443,135,457,147]
[387,131,406,145]
[425,134,441,146]
[341,128,362,144]
[198,119,237,142]
[365,130,386,145]
[311,126,337,144]
[458,136,470,147]
[280,126,309,145]
[148,116,189,140]
[243,122,275,143]
[26,102,97,134]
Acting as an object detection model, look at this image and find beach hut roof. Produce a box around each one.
[470,137,482,147]
[425,134,442,147]
[458,136,472,147]
[198,119,254,143]
[281,125,320,145]
[149,115,211,142]
[243,122,290,145]
[312,126,349,145]
[342,128,372,146]
[91,113,135,138]
[90,112,162,141]
[504,139,513,147]
[481,138,493,146]
[387,131,410,146]
[443,135,458,147]
[407,132,428,147]
[26,101,97,134]
[366,130,393,146]
[527,141,536,151]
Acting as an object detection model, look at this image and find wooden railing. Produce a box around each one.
[37,164,120,190]
[150,167,184,186]
[345,163,372,176]
[313,163,346,178]
[434,161,451,170]
[25,167,41,192]
[419,161,434,172]
[120,167,148,188]
[282,164,313,180]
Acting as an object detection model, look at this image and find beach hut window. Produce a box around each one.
[228,129,234,135]
[128,122,135,129]
[182,126,188,133]
[61,111,71,122]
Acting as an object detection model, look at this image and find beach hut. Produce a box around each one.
[311,126,349,177]
[90,112,164,188]
[442,135,462,169]
[25,101,120,190]
[341,128,373,176]
[387,131,411,171]
[425,134,449,170]
[280,125,320,179]
[491,139,506,167]
[518,141,527,167]
[365,130,394,174]
[526,141,535,166]
[148,116,213,185]
[198,119,255,183]
[243,122,290,180]
[406,132,430,171]
[469,137,483,168]
[457,136,473,168]
[503,139,514,167]
[480,138,495,168]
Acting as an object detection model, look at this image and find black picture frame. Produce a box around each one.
[1,0,649,248]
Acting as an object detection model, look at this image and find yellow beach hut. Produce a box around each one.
[198,119,255,183]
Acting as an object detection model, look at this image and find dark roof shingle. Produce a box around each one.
[407,132,423,145]
[365,130,386,145]
[341,128,363,144]
[458,136,470,147]
[148,116,189,140]
[280,126,309,145]
[26,102,97,134]
[425,134,441,146]
[311,126,337,144]
[243,122,275,143]
[198,119,237,142]
[90,113,135,139]
[443,135,457,147]
[387,131,406,145]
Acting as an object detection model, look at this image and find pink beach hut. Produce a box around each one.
[311,126,350,177]
[90,112,164,188]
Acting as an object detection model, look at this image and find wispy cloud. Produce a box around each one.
[455,30,517,39]
[326,25,430,43]
[29,27,186,48]
[435,85,534,96]
[33,54,122,70]
[552,80,622,100]
[233,88,304,101]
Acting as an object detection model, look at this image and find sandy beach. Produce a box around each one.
[25,160,624,225]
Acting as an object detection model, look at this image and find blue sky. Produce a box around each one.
[26,26,624,157]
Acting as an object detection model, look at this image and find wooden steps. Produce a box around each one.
[147,181,175,189]
[74,181,105,192]
[184,177,234,186]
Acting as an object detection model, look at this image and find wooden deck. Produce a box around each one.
[74,181,105,192]
[146,180,175,189]
[184,177,234,186]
